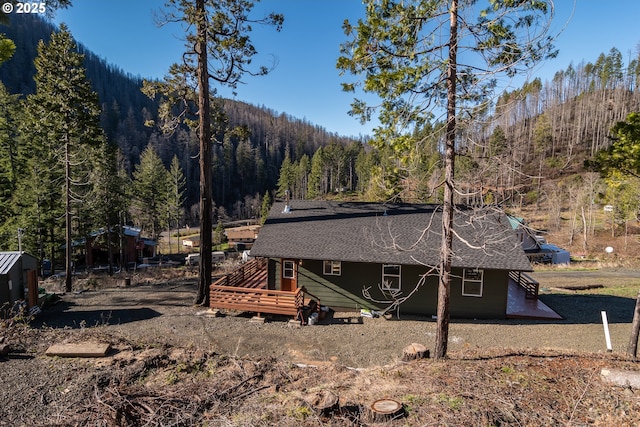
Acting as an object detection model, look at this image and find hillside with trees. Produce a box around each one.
[0,14,360,260]
[1,13,640,265]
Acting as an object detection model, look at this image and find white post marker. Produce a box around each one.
[601,311,613,352]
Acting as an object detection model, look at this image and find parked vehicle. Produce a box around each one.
[212,251,226,264]
[185,251,226,266]
[185,253,199,266]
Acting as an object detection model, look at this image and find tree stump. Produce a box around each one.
[402,342,429,361]
[306,390,339,417]
[366,398,405,422]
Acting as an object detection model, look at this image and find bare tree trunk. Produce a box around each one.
[581,206,588,254]
[627,291,640,359]
[435,0,458,360]
[106,218,114,275]
[195,0,213,307]
[64,139,73,293]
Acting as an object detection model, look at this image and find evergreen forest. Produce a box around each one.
[0,14,361,262]
[1,13,640,264]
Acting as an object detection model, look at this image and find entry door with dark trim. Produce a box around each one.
[281,259,297,292]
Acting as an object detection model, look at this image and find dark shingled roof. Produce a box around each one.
[250,200,532,272]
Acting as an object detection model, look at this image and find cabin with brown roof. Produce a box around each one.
[225,224,261,248]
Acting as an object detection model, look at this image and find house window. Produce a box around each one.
[283,260,296,279]
[323,260,342,276]
[382,264,401,291]
[462,268,483,297]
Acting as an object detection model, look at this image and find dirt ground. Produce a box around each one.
[2,268,640,425]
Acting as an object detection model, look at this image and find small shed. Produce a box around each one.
[182,235,200,248]
[0,252,39,310]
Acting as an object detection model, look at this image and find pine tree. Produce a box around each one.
[131,145,169,242]
[143,0,283,306]
[307,147,324,199]
[87,142,128,273]
[0,82,20,231]
[339,0,557,359]
[260,191,271,225]
[22,24,104,291]
[276,149,294,198]
[213,219,226,246]
[168,155,186,253]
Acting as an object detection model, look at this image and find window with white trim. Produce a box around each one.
[323,260,342,276]
[282,260,296,279]
[462,268,483,297]
[382,264,401,291]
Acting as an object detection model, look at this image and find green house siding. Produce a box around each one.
[395,268,508,318]
[450,268,509,318]
[395,272,438,316]
[282,259,380,310]
[271,259,431,312]
[266,258,510,318]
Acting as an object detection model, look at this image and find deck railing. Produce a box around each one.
[209,285,304,317]
[209,257,312,318]
[212,257,267,288]
[509,271,539,299]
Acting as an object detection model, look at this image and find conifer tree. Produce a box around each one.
[338,0,557,359]
[307,147,324,199]
[0,82,19,232]
[131,145,169,242]
[213,219,225,246]
[591,112,640,178]
[276,149,294,198]
[143,0,283,306]
[87,142,129,273]
[22,24,104,291]
[260,190,271,225]
[168,155,186,253]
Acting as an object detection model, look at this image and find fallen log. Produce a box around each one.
[601,368,640,389]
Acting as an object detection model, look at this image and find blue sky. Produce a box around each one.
[51,1,640,138]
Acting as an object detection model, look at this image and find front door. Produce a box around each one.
[281,259,297,292]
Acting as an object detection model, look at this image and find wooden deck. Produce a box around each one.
[209,285,303,317]
[506,278,562,320]
[209,258,304,318]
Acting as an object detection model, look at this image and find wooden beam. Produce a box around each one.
[45,342,111,358]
